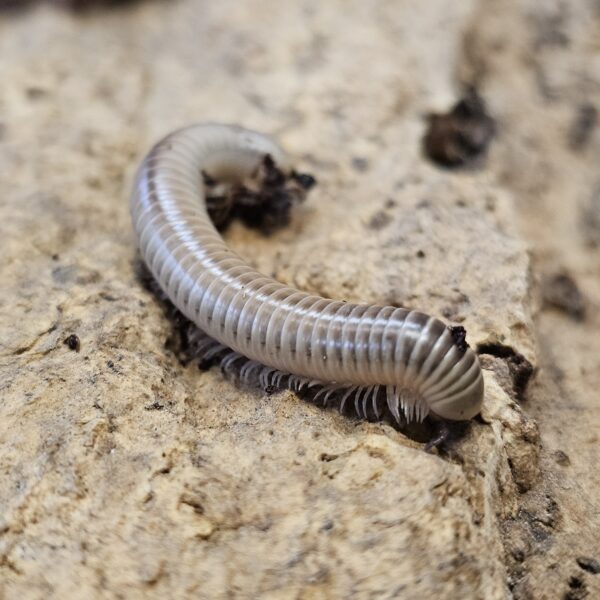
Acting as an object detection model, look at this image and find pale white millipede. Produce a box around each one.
[130,123,484,429]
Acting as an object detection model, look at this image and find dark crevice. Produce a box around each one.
[477,342,535,400]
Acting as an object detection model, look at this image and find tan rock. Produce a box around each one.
[0,1,597,599]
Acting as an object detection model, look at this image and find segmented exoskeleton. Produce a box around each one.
[130,123,484,424]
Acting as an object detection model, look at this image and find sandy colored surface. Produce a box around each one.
[0,1,598,599]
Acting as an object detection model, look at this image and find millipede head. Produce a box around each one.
[423,348,484,421]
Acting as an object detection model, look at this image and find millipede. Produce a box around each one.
[130,123,484,434]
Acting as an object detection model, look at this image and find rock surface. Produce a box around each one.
[0,1,598,599]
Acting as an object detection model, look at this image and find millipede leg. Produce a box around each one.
[361,386,374,420]
[424,421,450,453]
[339,386,357,415]
[371,385,380,420]
[386,385,401,423]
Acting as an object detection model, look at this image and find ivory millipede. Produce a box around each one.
[130,123,484,425]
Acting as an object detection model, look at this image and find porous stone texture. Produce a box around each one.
[0,1,597,599]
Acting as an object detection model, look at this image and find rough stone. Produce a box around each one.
[0,1,598,599]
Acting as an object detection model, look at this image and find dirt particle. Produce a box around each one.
[367,210,391,230]
[576,557,600,575]
[564,574,588,600]
[541,272,586,321]
[579,185,600,248]
[63,334,81,352]
[145,401,164,411]
[205,154,315,234]
[569,104,597,150]
[106,360,122,374]
[25,87,48,100]
[320,519,334,531]
[291,171,316,191]
[512,548,526,563]
[319,453,339,462]
[351,157,369,172]
[423,88,495,168]
[553,450,571,466]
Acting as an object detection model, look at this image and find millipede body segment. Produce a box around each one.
[130,123,484,424]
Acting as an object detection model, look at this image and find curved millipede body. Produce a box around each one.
[130,123,484,424]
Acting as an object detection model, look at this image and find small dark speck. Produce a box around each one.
[51,254,60,261]
[577,557,600,574]
[26,87,48,100]
[291,171,317,190]
[351,157,369,172]
[367,210,390,230]
[569,103,597,150]
[106,360,120,374]
[568,575,584,589]
[512,548,526,563]
[580,185,600,248]
[416,250,426,258]
[553,450,571,466]
[319,452,338,462]
[63,334,81,352]
[321,520,334,531]
[145,401,164,411]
